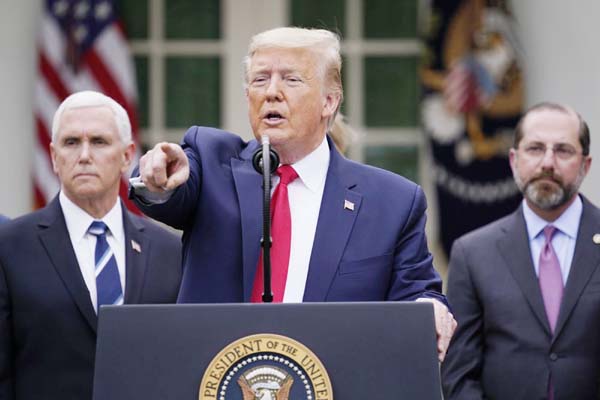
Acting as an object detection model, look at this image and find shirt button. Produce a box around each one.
[549,353,558,361]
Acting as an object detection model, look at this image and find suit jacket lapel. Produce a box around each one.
[498,207,551,334]
[231,140,263,301]
[123,209,150,304]
[38,198,97,333]
[304,140,362,301]
[553,197,600,340]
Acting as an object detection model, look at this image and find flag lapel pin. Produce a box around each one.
[131,240,142,253]
[593,234,600,245]
[344,199,355,211]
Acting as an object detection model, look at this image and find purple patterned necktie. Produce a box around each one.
[539,225,563,400]
[538,225,564,333]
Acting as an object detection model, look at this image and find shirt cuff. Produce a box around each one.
[129,176,174,204]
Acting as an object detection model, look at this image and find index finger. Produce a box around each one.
[160,142,185,162]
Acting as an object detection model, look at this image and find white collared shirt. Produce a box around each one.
[59,191,126,312]
[523,195,582,284]
[280,136,330,302]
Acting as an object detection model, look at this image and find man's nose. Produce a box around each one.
[265,76,282,100]
[79,142,91,161]
[540,147,556,169]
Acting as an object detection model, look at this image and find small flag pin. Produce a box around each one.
[593,234,600,245]
[131,240,141,253]
[344,199,355,211]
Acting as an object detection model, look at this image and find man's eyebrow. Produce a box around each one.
[525,139,575,144]
[522,140,543,145]
[250,63,272,72]
[251,65,299,74]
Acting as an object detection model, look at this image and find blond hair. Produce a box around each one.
[243,27,344,129]
[329,113,356,154]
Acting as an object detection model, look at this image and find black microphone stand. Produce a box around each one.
[252,135,279,303]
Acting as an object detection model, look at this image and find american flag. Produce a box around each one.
[34,0,140,212]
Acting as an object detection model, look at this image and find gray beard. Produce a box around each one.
[523,179,570,210]
[515,168,584,211]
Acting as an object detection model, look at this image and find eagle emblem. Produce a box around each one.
[238,366,293,400]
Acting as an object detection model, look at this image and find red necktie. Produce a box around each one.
[251,165,298,302]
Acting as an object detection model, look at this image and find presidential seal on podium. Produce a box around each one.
[199,333,333,400]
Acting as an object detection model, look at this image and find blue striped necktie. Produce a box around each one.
[88,221,123,309]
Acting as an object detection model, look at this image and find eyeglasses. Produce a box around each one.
[519,143,581,161]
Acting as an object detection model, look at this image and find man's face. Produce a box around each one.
[51,105,134,208]
[509,108,591,212]
[246,47,339,164]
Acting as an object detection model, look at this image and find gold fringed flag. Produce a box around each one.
[421,0,523,255]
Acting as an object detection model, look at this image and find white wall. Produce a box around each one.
[222,0,287,139]
[511,0,600,200]
[0,2,40,217]
[1,1,599,218]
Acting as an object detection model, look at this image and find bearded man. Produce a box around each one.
[441,102,600,400]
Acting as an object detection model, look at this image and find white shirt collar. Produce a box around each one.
[523,195,583,240]
[289,136,330,193]
[59,191,124,243]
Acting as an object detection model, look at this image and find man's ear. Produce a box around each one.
[582,154,592,176]
[121,142,136,174]
[322,92,340,119]
[508,147,520,179]
[508,148,517,169]
[50,142,58,174]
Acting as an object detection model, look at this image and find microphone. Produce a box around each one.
[252,136,279,174]
[252,135,279,303]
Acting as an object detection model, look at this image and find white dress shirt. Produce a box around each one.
[60,191,126,312]
[281,136,330,302]
[523,195,582,284]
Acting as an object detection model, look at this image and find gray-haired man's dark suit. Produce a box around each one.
[0,197,182,400]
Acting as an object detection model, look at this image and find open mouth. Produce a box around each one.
[263,111,284,122]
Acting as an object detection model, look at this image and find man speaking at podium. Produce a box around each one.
[130,27,456,361]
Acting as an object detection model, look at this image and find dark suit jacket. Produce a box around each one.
[0,198,182,400]
[132,126,445,304]
[441,196,600,400]
[0,215,8,224]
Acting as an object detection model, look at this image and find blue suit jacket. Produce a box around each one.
[0,215,8,224]
[133,126,445,304]
[0,197,182,400]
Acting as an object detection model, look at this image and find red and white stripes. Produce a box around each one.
[34,5,140,212]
